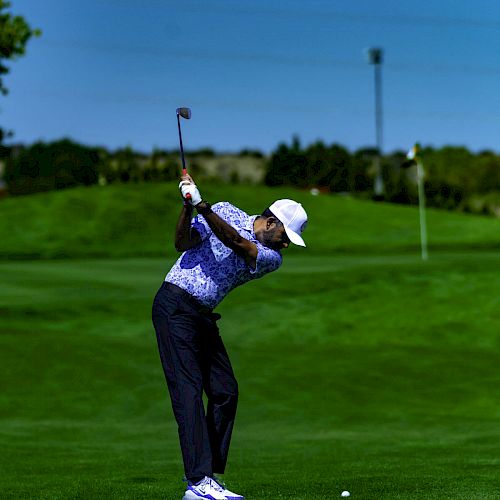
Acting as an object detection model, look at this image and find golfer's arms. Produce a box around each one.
[197,202,258,269]
[174,204,202,252]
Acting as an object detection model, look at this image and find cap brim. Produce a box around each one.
[284,226,306,247]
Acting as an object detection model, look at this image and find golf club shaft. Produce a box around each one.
[177,114,187,172]
[176,113,191,199]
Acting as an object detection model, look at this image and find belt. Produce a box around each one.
[162,281,214,315]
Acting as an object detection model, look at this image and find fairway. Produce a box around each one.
[1,252,499,499]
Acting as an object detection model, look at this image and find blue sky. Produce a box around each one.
[2,0,500,153]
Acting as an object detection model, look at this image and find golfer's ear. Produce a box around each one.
[266,216,278,228]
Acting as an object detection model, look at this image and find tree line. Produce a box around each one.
[265,137,500,216]
[1,140,179,194]
[1,137,499,217]
[0,139,261,195]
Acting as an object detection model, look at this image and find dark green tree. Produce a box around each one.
[322,144,352,192]
[265,135,307,186]
[114,146,141,183]
[0,0,41,141]
[381,151,417,205]
[266,137,372,193]
[4,139,99,195]
[351,149,374,192]
[423,147,471,209]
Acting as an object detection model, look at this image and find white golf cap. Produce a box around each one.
[269,199,308,247]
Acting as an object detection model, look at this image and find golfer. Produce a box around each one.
[152,174,307,500]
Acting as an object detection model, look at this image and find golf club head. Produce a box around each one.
[176,107,191,119]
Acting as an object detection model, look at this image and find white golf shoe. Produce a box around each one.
[182,476,226,500]
[211,476,245,500]
[182,476,245,500]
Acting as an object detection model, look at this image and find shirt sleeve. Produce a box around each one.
[249,243,283,277]
[190,202,226,242]
[191,214,211,241]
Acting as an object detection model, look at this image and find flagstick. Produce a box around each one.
[416,159,428,261]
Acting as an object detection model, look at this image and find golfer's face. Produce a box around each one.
[268,224,290,250]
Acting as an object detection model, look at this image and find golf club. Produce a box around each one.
[176,107,191,173]
[176,107,192,200]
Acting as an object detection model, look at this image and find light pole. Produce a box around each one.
[367,47,384,198]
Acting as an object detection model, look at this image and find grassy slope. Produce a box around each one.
[0,182,499,259]
[0,185,499,498]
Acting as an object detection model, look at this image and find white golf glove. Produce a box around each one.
[179,180,202,206]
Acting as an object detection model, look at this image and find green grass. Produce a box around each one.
[1,184,499,498]
[0,182,499,259]
[1,253,499,499]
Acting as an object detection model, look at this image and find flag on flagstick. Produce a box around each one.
[407,142,421,161]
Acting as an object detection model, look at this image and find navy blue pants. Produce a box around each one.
[152,282,238,482]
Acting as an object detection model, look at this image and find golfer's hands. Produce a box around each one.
[179,175,202,206]
[181,173,195,184]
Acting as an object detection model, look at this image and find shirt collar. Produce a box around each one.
[244,215,258,235]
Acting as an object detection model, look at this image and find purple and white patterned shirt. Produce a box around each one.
[165,202,282,309]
